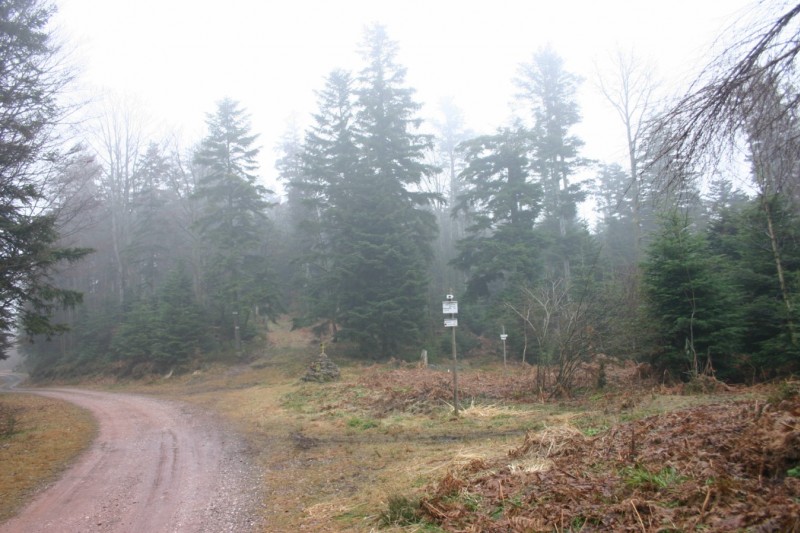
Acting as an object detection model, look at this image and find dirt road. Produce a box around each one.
[0,370,25,390]
[0,389,263,532]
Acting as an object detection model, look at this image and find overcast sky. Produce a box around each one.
[53,0,759,192]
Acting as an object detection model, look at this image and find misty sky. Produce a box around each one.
[54,0,759,192]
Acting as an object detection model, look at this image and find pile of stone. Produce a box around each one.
[301,346,340,383]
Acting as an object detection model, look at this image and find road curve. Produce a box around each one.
[0,371,25,390]
[0,389,262,533]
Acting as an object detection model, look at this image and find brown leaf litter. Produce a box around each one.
[418,397,800,532]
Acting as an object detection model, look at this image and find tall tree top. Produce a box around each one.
[0,0,89,357]
[515,46,583,148]
[192,98,271,247]
[354,23,437,192]
[0,0,66,189]
[194,97,261,184]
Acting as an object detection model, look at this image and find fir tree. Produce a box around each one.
[155,265,208,369]
[290,70,359,333]
[453,125,543,301]
[331,25,440,357]
[516,47,588,283]
[642,212,741,378]
[126,143,177,299]
[193,98,280,339]
[709,196,800,372]
[110,297,160,368]
[0,0,90,356]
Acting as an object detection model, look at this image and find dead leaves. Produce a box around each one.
[418,397,800,532]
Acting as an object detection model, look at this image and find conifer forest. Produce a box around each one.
[4,0,800,393]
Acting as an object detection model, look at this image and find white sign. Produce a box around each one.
[444,318,458,328]
[442,301,458,314]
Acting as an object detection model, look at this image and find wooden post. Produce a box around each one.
[501,325,507,368]
[452,320,459,416]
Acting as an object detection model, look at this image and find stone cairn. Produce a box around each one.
[301,343,341,383]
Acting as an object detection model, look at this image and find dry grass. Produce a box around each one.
[122,357,589,531]
[0,393,96,522]
[61,318,761,532]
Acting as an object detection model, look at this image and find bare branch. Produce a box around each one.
[649,1,800,189]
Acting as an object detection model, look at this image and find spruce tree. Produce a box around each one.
[451,125,543,338]
[291,69,359,333]
[516,47,588,283]
[709,196,800,372]
[332,25,440,357]
[155,265,208,369]
[429,98,472,297]
[126,143,177,299]
[193,98,280,339]
[642,212,741,377]
[593,163,640,268]
[453,125,543,300]
[110,297,160,369]
[0,0,89,356]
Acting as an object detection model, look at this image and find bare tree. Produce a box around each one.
[85,95,149,305]
[596,49,659,256]
[650,1,800,182]
[507,278,596,397]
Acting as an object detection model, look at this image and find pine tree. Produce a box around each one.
[642,212,741,377]
[193,98,280,339]
[0,0,89,356]
[516,47,588,283]
[330,25,440,357]
[453,125,543,300]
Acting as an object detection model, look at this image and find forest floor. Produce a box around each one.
[105,317,800,532]
[9,317,799,532]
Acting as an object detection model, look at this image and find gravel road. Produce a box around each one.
[0,388,263,533]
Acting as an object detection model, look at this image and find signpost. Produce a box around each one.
[500,326,508,368]
[233,311,241,357]
[444,292,459,416]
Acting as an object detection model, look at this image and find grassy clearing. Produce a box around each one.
[64,317,769,531]
[118,356,753,530]
[114,342,550,530]
[0,393,96,522]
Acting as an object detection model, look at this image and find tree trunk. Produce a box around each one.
[762,195,797,345]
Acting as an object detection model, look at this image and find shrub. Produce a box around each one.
[379,495,422,526]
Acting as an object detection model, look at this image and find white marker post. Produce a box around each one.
[443,293,459,416]
[500,325,508,368]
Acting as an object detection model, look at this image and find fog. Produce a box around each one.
[54,0,756,191]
